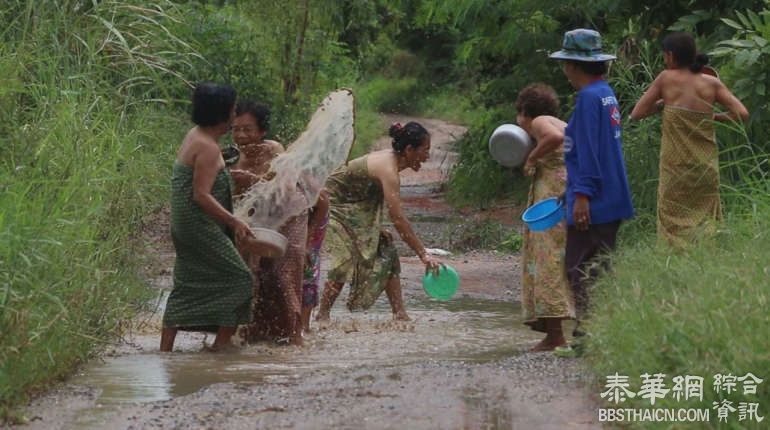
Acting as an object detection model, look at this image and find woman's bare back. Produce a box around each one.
[660,69,720,113]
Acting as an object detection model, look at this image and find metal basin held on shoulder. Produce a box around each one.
[488,124,534,168]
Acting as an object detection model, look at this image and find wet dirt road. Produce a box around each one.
[14,116,600,430]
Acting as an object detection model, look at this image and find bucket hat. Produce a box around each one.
[549,28,616,62]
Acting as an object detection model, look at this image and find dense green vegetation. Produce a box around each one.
[2,0,768,424]
[0,0,360,418]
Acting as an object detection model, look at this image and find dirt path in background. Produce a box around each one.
[14,116,600,430]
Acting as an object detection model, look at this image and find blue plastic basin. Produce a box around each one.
[521,197,565,231]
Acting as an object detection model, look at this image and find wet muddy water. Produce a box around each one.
[64,296,540,428]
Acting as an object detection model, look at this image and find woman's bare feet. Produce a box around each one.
[315,310,330,322]
[530,336,567,352]
[393,311,411,321]
[530,318,566,352]
[316,281,343,323]
[301,306,313,332]
[385,276,411,321]
[290,332,304,346]
[202,342,240,353]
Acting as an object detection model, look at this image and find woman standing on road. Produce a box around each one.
[516,83,575,351]
[630,32,749,247]
[161,82,254,352]
[316,122,442,322]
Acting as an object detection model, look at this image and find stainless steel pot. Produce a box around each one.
[488,124,534,168]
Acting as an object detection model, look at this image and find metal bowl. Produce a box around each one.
[243,227,288,258]
[221,146,240,166]
[488,124,534,168]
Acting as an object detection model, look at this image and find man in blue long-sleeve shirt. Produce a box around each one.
[550,29,634,335]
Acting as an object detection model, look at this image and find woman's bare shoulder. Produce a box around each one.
[264,139,285,154]
[365,150,397,176]
[654,69,674,83]
[532,115,565,133]
[178,128,218,163]
[701,73,722,87]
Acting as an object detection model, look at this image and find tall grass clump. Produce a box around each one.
[0,0,196,419]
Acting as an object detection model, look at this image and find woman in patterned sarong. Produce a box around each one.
[316,122,443,322]
[228,101,308,346]
[516,83,575,351]
[160,82,255,352]
[631,32,748,248]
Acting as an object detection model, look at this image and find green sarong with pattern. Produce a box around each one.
[324,155,401,311]
[162,162,253,331]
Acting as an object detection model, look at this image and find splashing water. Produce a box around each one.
[234,89,355,230]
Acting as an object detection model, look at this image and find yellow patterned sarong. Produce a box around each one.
[522,148,575,332]
[658,106,722,248]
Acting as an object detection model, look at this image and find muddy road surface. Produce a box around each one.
[14,116,600,429]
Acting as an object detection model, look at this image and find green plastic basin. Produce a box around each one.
[422,265,460,301]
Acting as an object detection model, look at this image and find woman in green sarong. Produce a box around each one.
[516,83,575,351]
[316,122,442,322]
[631,32,748,248]
[160,82,255,352]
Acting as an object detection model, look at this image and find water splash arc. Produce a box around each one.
[234,89,355,230]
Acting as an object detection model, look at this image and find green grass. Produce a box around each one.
[572,49,770,428]
[0,101,182,420]
[583,209,770,429]
[355,76,424,115]
[348,77,482,161]
[447,107,531,208]
[0,0,369,419]
[417,86,484,126]
[0,1,197,419]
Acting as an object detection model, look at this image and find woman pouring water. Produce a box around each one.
[316,122,442,322]
[228,100,308,346]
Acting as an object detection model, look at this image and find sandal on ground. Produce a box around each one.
[553,338,585,358]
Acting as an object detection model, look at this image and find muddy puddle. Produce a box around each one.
[62,295,538,428]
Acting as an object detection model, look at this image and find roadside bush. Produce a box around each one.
[447,109,529,207]
[0,1,197,418]
[0,0,364,419]
[357,76,425,114]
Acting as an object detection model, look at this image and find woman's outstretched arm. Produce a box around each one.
[374,162,440,272]
[630,73,664,121]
